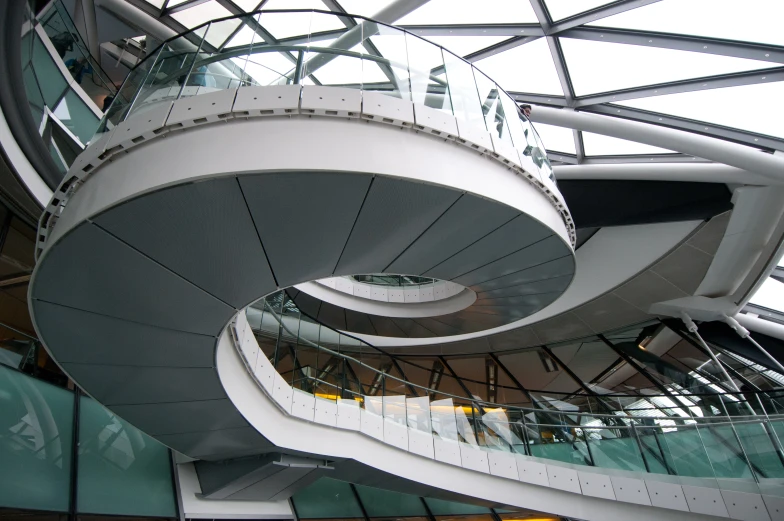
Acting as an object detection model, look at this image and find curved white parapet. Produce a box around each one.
[222,312,779,521]
[298,279,477,318]
[37,84,574,257]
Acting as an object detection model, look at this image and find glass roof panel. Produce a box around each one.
[170,1,232,29]
[617,82,784,139]
[587,0,784,48]
[421,36,509,58]
[233,0,263,11]
[582,132,674,156]
[545,0,615,21]
[236,52,295,85]
[532,122,576,154]
[337,0,395,18]
[259,1,344,40]
[167,0,192,7]
[749,278,784,313]
[474,39,563,95]
[561,38,774,96]
[224,23,258,48]
[397,0,539,25]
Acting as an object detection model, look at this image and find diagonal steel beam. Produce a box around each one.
[560,27,784,65]
[464,35,540,63]
[509,92,568,107]
[400,24,544,38]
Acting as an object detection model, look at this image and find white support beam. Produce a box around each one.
[552,163,776,185]
[530,106,784,181]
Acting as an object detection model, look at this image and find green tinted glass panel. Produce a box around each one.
[659,426,715,477]
[587,436,647,472]
[0,365,73,511]
[529,441,588,466]
[355,484,428,517]
[424,497,490,516]
[733,422,784,478]
[699,425,754,479]
[32,34,69,106]
[292,477,364,519]
[637,432,675,475]
[77,397,176,517]
[53,90,99,144]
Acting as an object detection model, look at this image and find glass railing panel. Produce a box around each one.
[499,92,528,151]
[636,427,677,475]
[697,423,755,479]
[732,420,784,478]
[127,26,208,120]
[430,398,459,442]
[473,70,512,146]
[528,423,590,466]
[442,50,486,132]
[481,407,519,452]
[584,428,647,472]
[657,424,717,478]
[383,392,407,425]
[405,33,452,115]
[360,22,411,101]
[406,395,432,433]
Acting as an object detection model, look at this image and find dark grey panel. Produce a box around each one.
[391,318,437,338]
[33,301,215,368]
[425,216,552,281]
[487,327,540,351]
[477,275,572,299]
[33,224,234,336]
[110,399,248,435]
[385,195,518,275]
[466,303,546,319]
[434,311,509,332]
[239,172,372,287]
[335,177,462,275]
[345,309,378,336]
[454,235,570,287]
[410,317,464,337]
[155,427,273,461]
[94,177,276,308]
[473,256,575,292]
[290,291,322,319]
[368,315,408,337]
[61,363,226,405]
[474,292,564,308]
[317,302,347,331]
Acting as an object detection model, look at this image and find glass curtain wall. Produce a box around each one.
[21,1,113,179]
[291,477,557,521]
[0,364,177,519]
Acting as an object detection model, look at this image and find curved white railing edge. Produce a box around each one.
[35,84,575,260]
[224,310,782,521]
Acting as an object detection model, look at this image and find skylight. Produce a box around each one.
[474,39,563,95]
[617,82,784,140]
[544,0,614,22]
[560,38,775,96]
[397,0,539,25]
[749,278,784,313]
[582,132,674,156]
[533,122,576,154]
[587,0,784,48]
[336,0,395,18]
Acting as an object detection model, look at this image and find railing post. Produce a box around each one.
[293,49,304,84]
